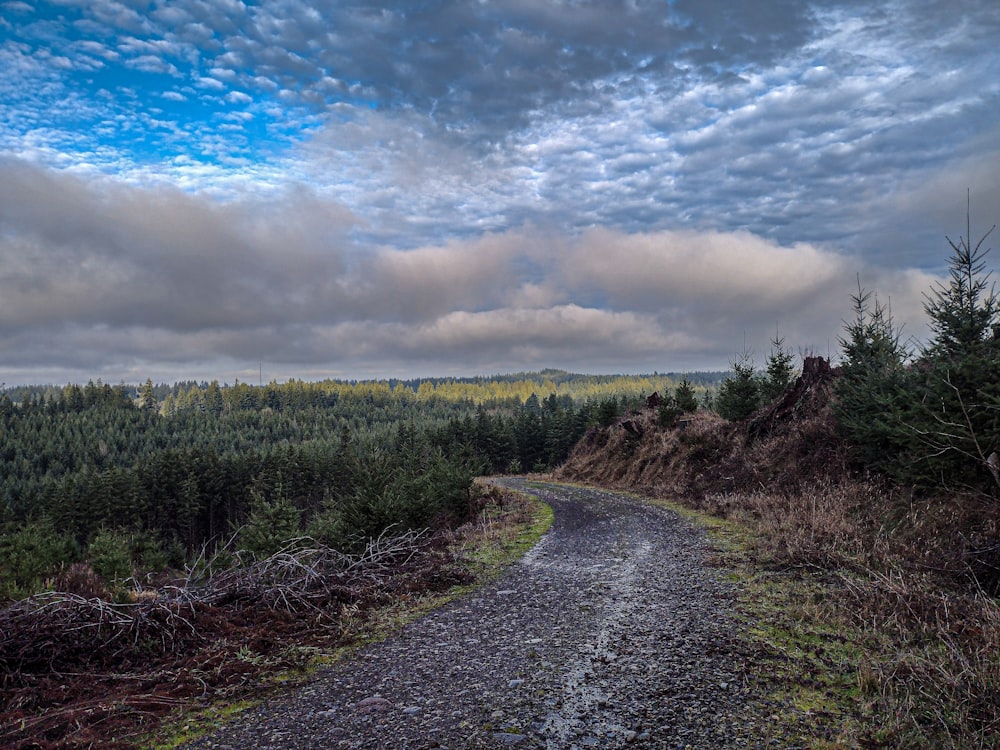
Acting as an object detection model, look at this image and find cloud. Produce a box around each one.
[258,0,997,262]
[0,158,943,383]
[2,1,33,14]
[22,0,818,141]
[125,54,180,76]
[1,1,996,383]
[879,123,1000,269]
[195,76,226,91]
[225,90,252,105]
[0,159,357,332]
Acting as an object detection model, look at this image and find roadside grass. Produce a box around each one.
[135,484,552,750]
[691,481,1000,749]
[452,479,555,580]
[146,701,257,750]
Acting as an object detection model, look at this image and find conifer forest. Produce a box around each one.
[0,370,720,602]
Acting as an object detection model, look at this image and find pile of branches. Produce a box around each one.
[0,529,469,749]
[190,528,436,612]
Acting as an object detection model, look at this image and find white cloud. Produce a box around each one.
[126,54,180,76]
[195,76,226,91]
[225,90,252,104]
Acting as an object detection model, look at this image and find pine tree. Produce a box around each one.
[905,197,1000,491]
[87,527,134,585]
[236,489,301,559]
[833,279,909,471]
[0,518,79,601]
[140,378,157,411]
[760,330,796,402]
[924,197,998,360]
[673,377,699,413]
[204,381,224,417]
[715,346,761,421]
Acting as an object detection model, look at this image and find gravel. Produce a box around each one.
[182,480,782,749]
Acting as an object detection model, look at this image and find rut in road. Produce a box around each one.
[183,480,768,749]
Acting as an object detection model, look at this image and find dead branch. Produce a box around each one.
[0,525,458,750]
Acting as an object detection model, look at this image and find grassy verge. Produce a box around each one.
[668,482,1000,749]
[452,481,555,579]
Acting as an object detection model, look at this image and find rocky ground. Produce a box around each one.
[182,480,784,750]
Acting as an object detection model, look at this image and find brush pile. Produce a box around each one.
[0,529,466,749]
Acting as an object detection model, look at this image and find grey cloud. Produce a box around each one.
[150,5,192,27]
[389,306,674,366]
[276,0,997,259]
[0,162,942,383]
[0,159,358,331]
[87,0,155,36]
[123,0,816,138]
[125,53,180,75]
[865,125,1000,275]
[353,239,521,321]
[8,1,996,255]
[73,39,119,60]
[0,322,295,385]
[671,0,816,66]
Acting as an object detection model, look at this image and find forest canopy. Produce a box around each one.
[0,370,715,602]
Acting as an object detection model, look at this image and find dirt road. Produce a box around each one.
[183,480,770,749]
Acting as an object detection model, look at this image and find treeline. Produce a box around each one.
[6,370,723,414]
[0,373,702,601]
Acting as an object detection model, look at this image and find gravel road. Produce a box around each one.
[182,480,776,749]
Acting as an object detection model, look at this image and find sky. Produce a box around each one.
[1,0,999,386]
